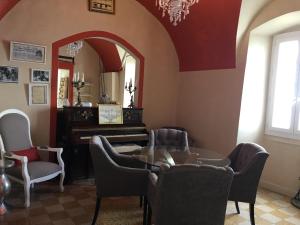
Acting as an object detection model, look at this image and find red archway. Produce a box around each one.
[50,31,145,146]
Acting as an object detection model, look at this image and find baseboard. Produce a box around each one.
[260,180,296,197]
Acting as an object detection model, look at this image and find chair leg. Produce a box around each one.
[147,205,152,225]
[143,197,148,225]
[91,197,101,225]
[140,196,143,208]
[24,182,30,208]
[235,201,240,214]
[250,203,255,225]
[59,171,65,192]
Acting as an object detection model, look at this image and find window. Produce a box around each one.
[266,31,300,139]
[123,55,136,108]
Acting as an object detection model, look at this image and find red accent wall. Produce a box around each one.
[86,39,122,72]
[0,0,19,20]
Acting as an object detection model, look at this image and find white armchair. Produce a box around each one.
[0,109,65,207]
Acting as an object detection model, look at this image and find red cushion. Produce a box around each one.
[13,147,40,166]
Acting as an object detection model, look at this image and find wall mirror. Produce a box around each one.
[56,38,141,109]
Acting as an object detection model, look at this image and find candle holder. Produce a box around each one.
[125,82,137,108]
[72,80,85,107]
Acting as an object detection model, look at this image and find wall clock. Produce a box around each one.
[89,0,115,14]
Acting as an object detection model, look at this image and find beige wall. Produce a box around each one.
[0,0,179,145]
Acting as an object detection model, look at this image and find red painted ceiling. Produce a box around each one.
[137,0,242,71]
[0,0,19,20]
[86,39,122,72]
[0,0,242,72]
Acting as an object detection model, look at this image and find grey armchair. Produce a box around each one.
[149,128,188,148]
[89,136,150,225]
[147,164,234,225]
[228,143,269,225]
[0,109,64,207]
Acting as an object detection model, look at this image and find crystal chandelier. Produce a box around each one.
[67,41,83,56]
[156,0,199,26]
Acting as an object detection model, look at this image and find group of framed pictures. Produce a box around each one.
[0,41,49,105]
[0,67,50,83]
[29,69,50,105]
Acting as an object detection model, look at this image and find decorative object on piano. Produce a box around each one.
[98,104,123,124]
[28,83,48,105]
[67,41,83,57]
[72,72,85,107]
[31,68,50,83]
[89,0,115,14]
[123,108,143,124]
[76,109,94,121]
[125,78,137,108]
[291,178,300,208]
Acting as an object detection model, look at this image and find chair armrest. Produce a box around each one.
[5,152,28,164]
[37,147,64,171]
[149,172,158,186]
[5,153,30,183]
[37,146,62,153]
[113,153,147,169]
[147,172,158,207]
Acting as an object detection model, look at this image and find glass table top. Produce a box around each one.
[130,146,230,168]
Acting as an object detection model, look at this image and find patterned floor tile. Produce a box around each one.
[1,182,299,225]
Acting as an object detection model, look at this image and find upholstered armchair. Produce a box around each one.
[147,164,234,225]
[228,143,269,225]
[0,109,64,207]
[149,128,189,148]
[89,136,150,225]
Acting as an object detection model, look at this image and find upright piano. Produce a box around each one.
[56,106,148,183]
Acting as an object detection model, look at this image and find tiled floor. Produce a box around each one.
[0,182,299,225]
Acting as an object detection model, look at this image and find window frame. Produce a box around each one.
[265,31,300,140]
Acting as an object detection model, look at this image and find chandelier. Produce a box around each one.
[156,0,199,26]
[67,41,83,56]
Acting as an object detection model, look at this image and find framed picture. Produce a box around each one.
[29,83,48,105]
[89,0,115,14]
[31,69,50,83]
[10,41,46,63]
[0,65,18,83]
[98,104,123,124]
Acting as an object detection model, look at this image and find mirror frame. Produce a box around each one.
[50,31,145,145]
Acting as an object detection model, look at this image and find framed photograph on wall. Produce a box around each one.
[98,104,123,124]
[28,83,48,105]
[89,0,115,14]
[31,69,50,83]
[10,41,46,63]
[0,65,18,83]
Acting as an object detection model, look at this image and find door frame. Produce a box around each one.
[50,31,145,146]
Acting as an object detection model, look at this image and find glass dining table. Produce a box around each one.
[129,146,231,169]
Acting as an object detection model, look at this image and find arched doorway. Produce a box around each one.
[50,31,145,145]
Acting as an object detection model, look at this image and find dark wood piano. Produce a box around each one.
[56,106,148,183]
